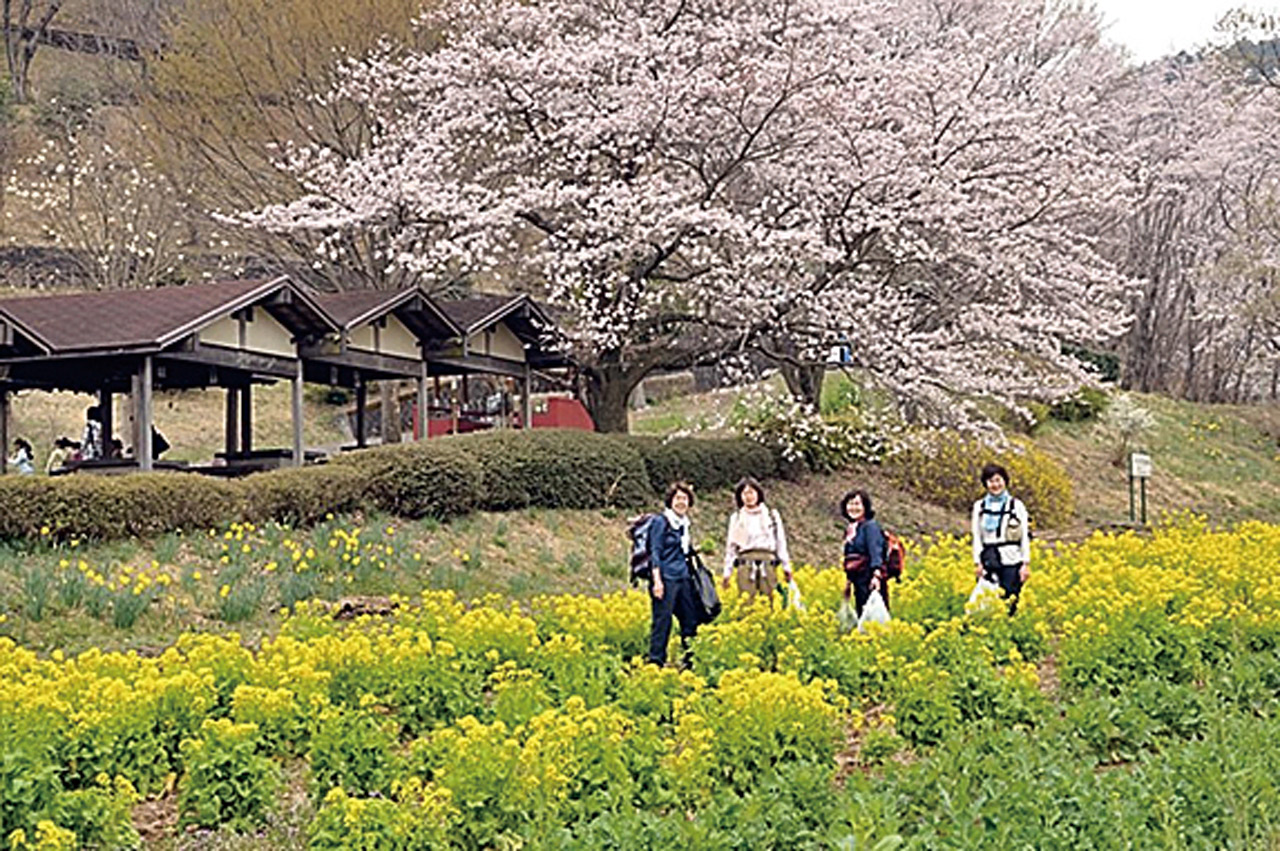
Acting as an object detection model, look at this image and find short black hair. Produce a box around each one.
[665,481,695,508]
[13,437,32,453]
[86,405,101,420]
[733,477,766,508]
[839,489,875,522]
[980,463,1010,487]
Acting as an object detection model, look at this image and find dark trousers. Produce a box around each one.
[648,576,700,666]
[846,570,890,618]
[982,546,1024,615]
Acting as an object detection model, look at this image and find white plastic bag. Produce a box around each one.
[857,590,891,631]
[837,600,859,634]
[786,578,806,612]
[967,577,1002,611]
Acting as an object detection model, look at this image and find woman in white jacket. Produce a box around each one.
[722,477,792,606]
[972,463,1030,614]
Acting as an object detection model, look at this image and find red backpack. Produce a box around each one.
[882,529,905,581]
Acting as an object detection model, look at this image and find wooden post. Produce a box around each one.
[130,373,141,457]
[99,389,113,456]
[240,383,253,453]
[137,356,154,471]
[0,388,9,475]
[225,387,240,455]
[380,380,400,444]
[522,363,533,430]
[355,374,367,448]
[417,361,429,442]
[291,359,304,467]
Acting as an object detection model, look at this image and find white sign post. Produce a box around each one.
[1129,452,1153,525]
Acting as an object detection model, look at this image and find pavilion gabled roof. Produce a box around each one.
[441,293,554,341]
[0,277,336,355]
[314,287,462,340]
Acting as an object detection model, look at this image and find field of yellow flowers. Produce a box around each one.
[4,517,1280,849]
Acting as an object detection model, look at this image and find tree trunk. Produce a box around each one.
[580,361,645,433]
[780,362,825,409]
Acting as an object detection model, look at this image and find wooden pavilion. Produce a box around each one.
[0,280,571,474]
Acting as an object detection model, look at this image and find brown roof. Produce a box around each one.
[441,294,526,333]
[0,278,328,354]
[314,290,407,327]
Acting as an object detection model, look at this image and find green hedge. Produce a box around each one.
[448,430,653,511]
[632,436,780,495]
[0,430,778,543]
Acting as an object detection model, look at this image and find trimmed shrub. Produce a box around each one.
[242,464,366,527]
[888,433,1074,528]
[633,436,779,495]
[0,474,239,541]
[0,431,799,543]
[454,430,653,510]
[329,441,483,520]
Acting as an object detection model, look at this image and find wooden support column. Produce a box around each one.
[417,361,430,442]
[522,363,533,430]
[355,375,367,449]
[291,359,304,467]
[240,384,253,453]
[0,388,9,475]
[137,356,154,471]
[380,380,400,444]
[225,387,240,455]
[98,389,113,457]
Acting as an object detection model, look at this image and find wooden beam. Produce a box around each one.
[422,353,530,379]
[138,356,154,471]
[291,358,304,467]
[163,347,297,378]
[225,387,240,455]
[240,384,253,453]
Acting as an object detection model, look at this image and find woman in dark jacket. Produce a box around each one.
[647,481,701,666]
[841,489,887,617]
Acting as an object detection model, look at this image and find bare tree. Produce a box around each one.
[3,0,64,102]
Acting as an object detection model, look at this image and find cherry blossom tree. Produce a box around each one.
[1115,51,1280,402]
[239,0,1140,431]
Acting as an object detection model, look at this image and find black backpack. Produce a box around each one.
[627,513,658,586]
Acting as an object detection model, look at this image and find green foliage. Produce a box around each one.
[452,430,653,510]
[329,441,484,520]
[0,475,239,542]
[633,436,779,495]
[242,465,367,527]
[308,710,400,803]
[44,777,141,850]
[888,433,1074,528]
[178,719,280,831]
[1049,386,1110,423]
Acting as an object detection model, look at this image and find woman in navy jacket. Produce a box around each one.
[841,489,886,617]
[647,482,701,666]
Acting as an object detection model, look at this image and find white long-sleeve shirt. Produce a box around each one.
[723,506,790,576]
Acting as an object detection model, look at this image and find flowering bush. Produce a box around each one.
[729,391,898,472]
